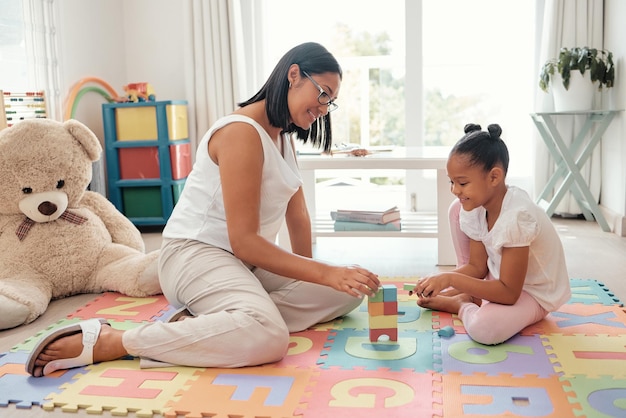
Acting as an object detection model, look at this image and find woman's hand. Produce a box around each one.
[413,273,452,299]
[327,265,380,298]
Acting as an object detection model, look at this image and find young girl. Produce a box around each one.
[414,123,571,345]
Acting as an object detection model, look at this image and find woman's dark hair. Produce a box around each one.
[238,42,342,153]
[450,123,509,174]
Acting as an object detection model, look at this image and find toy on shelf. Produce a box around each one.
[0,91,6,130]
[120,82,156,103]
[368,284,398,342]
[64,77,119,121]
[2,90,47,128]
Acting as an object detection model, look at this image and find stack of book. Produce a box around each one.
[330,205,401,231]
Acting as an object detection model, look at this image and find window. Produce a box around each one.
[263,0,406,150]
[0,0,28,90]
[0,0,60,120]
[422,0,535,182]
[262,0,535,183]
[262,0,536,213]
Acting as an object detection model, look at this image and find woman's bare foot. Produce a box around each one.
[417,293,476,314]
[168,308,193,323]
[31,325,128,377]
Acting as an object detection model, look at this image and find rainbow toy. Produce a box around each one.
[63,78,156,121]
[63,77,120,121]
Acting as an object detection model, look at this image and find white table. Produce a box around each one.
[294,147,455,266]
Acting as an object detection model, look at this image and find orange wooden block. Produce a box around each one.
[368,301,385,316]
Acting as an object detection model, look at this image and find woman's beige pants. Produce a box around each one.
[121,238,362,368]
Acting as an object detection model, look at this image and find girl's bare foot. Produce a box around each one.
[417,293,476,314]
[31,324,128,377]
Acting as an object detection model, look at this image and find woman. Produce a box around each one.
[27,42,380,377]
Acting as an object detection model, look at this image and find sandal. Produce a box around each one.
[26,318,109,377]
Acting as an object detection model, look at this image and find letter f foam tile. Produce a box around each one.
[164,366,316,418]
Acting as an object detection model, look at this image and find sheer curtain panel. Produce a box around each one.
[182,0,264,154]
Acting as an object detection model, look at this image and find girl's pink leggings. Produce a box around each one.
[448,199,548,345]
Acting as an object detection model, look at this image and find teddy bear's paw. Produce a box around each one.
[0,294,32,330]
[137,256,162,295]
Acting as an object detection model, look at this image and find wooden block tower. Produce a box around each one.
[368,284,398,342]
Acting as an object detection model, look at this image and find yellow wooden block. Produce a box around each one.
[369,314,398,329]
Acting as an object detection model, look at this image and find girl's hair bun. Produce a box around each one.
[487,124,502,140]
[464,123,482,134]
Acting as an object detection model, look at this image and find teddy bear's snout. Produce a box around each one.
[18,191,69,223]
[38,201,58,216]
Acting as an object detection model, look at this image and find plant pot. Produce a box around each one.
[552,71,595,112]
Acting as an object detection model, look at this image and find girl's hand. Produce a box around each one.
[414,273,451,299]
[328,265,380,298]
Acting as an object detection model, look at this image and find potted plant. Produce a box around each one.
[539,47,615,111]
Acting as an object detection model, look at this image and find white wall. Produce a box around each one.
[57,0,124,140]
[121,1,187,103]
[602,0,626,234]
[56,0,187,142]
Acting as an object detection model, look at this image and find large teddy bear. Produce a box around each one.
[0,119,162,330]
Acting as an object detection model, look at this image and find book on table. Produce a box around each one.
[333,219,402,231]
[330,205,401,224]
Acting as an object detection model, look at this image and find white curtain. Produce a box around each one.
[533,0,604,215]
[182,0,265,155]
[20,0,61,121]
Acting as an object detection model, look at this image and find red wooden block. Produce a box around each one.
[369,327,398,342]
[383,301,398,315]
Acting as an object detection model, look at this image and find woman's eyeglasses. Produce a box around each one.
[302,71,338,112]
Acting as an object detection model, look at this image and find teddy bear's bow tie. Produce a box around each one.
[15,210,88,241]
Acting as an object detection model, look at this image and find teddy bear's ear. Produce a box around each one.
[63,119,102,162]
